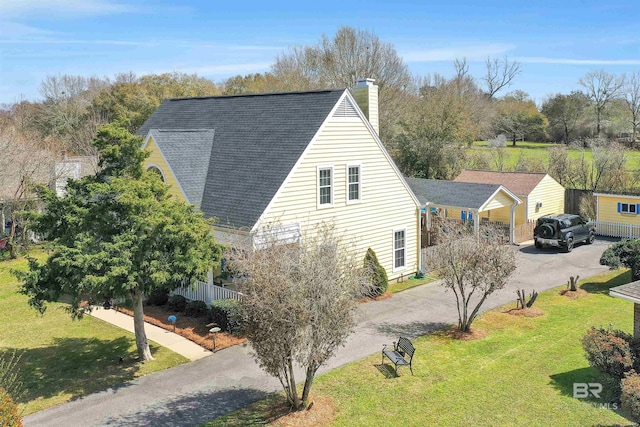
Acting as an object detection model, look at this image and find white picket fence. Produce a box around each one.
[171,280,243,305]
[594,221,640,239]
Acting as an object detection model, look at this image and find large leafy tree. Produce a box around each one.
[494,91,547,146]
[92,72,220,134]
[16,124,220,361]
[541,91,590,143]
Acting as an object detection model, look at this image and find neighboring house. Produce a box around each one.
[454,170,565,225]
[52,153,99,197]
[136,79,421,280]
[593,193,640,238]
[405,178,521,244]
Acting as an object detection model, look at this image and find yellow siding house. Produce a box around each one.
[137,79,420,280]
[454,170,565,225]
[594,193,640,238]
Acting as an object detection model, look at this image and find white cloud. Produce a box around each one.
[515,56,640,65]
[0,38,154,46]
[0,21,55,38]
[401,43,515,62]
[0,0,138,19]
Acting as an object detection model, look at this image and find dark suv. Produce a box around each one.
[534,214,595,252]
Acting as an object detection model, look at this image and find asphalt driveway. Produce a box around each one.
[24,238,615,427]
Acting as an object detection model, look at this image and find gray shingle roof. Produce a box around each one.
[148,129,214,209]
[610,281,640,303]
[405,178,503,209]
[137,90,345,229]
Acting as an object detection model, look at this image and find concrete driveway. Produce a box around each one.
[24,238,615,427]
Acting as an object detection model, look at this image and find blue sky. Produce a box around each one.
[1,0,639,104]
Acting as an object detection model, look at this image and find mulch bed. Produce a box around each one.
[116,304,246,351]
[442,328,487,341]
[504,307,545,317]
[270,396,337,427]
[559,288,588,299]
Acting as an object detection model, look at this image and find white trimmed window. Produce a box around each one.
[347,164,361,203]
[393,228,406,270]
[619,202,639,214]
[146,165,166,183]
[318,166,333,207]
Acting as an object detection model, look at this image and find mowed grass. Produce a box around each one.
[388,275,436,293]
[0,251,188,415]
[469,140,640,171]
[208,269,633,426]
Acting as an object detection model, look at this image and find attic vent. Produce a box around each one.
[333,98,359,118]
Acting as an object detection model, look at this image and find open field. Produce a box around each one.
[469,140,640,171]
[207,269,633,426]
[0,251,188,415]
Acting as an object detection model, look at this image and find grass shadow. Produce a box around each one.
[581,270,631,295]
[549,367,600,398]
[374,363,398,379]
[8,336,141,406]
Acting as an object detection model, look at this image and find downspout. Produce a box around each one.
[510,203,516,244]
[474,209,480,240]
[417,205,423,272]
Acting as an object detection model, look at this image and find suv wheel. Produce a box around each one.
[565,237,574,253]
[587,231,595,244]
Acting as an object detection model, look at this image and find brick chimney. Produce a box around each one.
[353,78,379,135]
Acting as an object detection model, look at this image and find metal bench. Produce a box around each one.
[381,336,415,375]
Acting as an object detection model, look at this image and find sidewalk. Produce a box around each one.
[89,307,213,361]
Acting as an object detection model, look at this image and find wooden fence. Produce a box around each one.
[514,220,536,244]
[171,280,243,305]
[594,221,640,239]
[565,189,590,215]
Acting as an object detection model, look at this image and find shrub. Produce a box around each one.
[582,327,634,379]
[146,288,170,306]
[622,371,640,422]
[363,248,388,296]
[209,299,245,334]
[0,388,22,427]
[167,295,188,313]
[185,300,208,318]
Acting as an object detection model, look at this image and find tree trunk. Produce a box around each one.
[301,365,317,409]
[512,134,517,146]
[287,356,301,410]
[131,289,154,361]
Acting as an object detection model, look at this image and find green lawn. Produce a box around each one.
[0,251,188,415]
[469,140,640,171]
[207,269,634,426]
[388,275,436,293]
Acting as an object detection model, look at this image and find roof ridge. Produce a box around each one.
[461,169,547,175]
[154,128,215,132]
[167,88,345,101]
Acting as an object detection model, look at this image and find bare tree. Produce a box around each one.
[453,57,470,81]
[482,56,521,99]
[228,222,373,410]
[272,26,412,142]
[427,222,516,333]
[623,72,640,143]
[579,69,625,136]
[0,126,59,257]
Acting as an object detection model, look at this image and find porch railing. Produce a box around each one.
[171,280,243,305]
